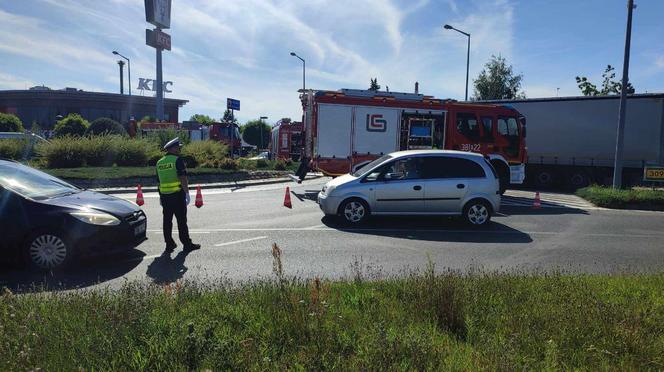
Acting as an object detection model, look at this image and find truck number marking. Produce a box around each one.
[461,143,481,152]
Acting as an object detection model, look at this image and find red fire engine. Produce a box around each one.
[300,89,527,192]
[270,119,304,160]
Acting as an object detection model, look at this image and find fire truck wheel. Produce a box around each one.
[338,198,370,225]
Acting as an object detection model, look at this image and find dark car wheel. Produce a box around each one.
[339,198,370,225]
[24,231,74,271]
[463,200,492,227]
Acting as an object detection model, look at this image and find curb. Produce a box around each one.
[93,174,325,194]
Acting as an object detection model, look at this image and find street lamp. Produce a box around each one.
[290,52,305,92]
[260,116,268,150]
[112,51,131,95]
[443,24,471,101]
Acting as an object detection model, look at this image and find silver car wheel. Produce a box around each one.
[343,201,366,223]
[467,204,489,225]
[29,234,68,269]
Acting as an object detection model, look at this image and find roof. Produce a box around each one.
[478,92,664,104]
[0,89,188,106]
[389,149,484,158]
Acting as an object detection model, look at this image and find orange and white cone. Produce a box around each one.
[283,187,292,209]
[194,185,204,208]
[533,191,541,209]
[136,184,144,206]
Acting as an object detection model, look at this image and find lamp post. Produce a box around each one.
[260,116,268,150]
[443,24,470,101]
[112,51,131,95]
[290,52,305,92]
[613,0,636,189]
[117,60,125,94]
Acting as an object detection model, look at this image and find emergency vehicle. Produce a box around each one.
[300,88,527,192]
[270,119,304,160]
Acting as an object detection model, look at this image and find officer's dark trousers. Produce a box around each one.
[160,189,192,246]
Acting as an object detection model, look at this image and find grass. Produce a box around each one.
[1,249,663,370]
[577,185,664,210]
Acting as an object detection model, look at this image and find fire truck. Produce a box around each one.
[270,119,304,160]
[300,88,527,192]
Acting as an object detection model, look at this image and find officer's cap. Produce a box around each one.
[163,137,184,151]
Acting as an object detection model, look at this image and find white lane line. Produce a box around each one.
[215,236,268,247]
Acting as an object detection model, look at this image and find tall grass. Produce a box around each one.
[1,249,662,370]
[0,139,30,160]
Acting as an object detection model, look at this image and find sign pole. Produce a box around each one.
[155,28,164,121]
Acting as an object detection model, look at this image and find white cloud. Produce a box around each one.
[656,56,664,69]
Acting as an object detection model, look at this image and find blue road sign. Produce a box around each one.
[227,98,240,111]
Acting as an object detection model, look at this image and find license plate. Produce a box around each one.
[134,223,146,236]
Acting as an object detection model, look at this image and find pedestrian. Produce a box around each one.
[156,137,201,252]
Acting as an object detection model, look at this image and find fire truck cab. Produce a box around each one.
[301,89,527,192]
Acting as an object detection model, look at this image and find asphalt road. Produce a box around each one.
[2,178,664,292]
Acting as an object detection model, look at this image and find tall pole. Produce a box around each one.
[465,34,470,101]
[155,29,164,121]
[302,59,306,92]
[612,0,635,189]
[117,60,125,95]
[127,58,131,96]
[444,25,471,101]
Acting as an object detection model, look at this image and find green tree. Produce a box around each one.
[0,113,24,132]
[189,114,215,125]
[222,109,238,124]
[369,78,381,91]
[54,113,89,137]
[86,117,126,136]
[472,55,525,100]
[575,65,635,96]
[242,119,271,148]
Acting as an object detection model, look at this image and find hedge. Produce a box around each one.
[0,139,29,160]
[0,113,24,132]
[35,136,159,168]
[86,117,126,136]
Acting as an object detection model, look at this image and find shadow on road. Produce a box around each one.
[321,216,533,244]
[0,249,145,294]
[145,250,192,284]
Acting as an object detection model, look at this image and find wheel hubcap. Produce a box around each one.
[344,202,365,223]
[467,205,489,225]
[29,234,67,269]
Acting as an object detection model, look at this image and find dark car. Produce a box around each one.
[0,159,147,270]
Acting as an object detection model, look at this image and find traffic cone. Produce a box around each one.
[136,184,144,206]
[194,185,204,208]
[533,191,541,209]
[283,187,292,209]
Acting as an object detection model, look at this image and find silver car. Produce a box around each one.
[317,150,500,226]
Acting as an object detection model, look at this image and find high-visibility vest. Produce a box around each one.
[156,155,181,194]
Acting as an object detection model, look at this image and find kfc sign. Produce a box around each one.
[137,78,173,93]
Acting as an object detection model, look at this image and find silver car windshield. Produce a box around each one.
[0,163,80,200]
[351,154,392,177]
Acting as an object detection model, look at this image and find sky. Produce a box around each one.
[1,0,663,124]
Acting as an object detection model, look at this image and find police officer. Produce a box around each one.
[156,137,201,252]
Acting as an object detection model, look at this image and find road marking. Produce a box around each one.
[214,236,268,247]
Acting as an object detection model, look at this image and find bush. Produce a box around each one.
[35,137,86,168]
[0,139,29,160]
[115,139,153,166]
[82,135,119,166]
[255,159,268,168]
[143,128,190,148]
[181,140,228,169]
[236,158,257,170]
[274,160,287,170]
[86,117,126,136]
[54,114,89,137]
[0,113,24,132]
[147,148,163,166]
[218,158,238,170]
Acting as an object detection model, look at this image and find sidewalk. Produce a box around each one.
[93,173,325,194]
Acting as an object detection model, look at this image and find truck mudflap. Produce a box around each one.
[510,164,526,184]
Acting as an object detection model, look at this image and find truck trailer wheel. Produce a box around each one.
[565,170,590,190]
[534,169,557,189]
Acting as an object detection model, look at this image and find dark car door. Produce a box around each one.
[0,186,29,257]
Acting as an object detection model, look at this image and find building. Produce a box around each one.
[0,86,188,128]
